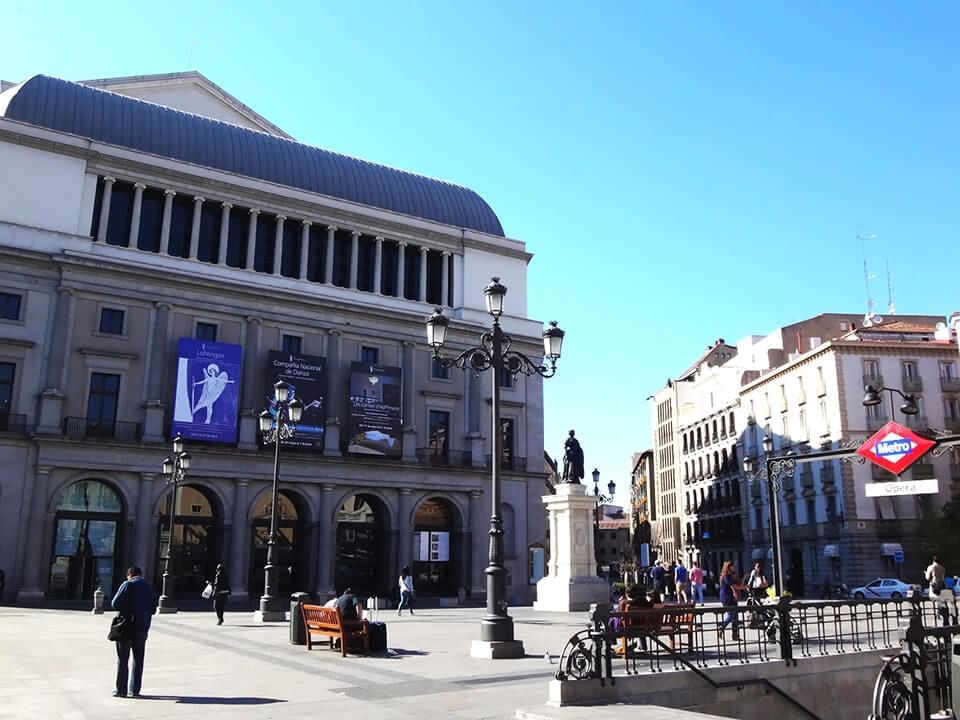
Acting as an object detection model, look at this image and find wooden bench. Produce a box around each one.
[301,603,369,657]
[615,602,697,654]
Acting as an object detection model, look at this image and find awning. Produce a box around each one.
[823,544,840,559]
[881,543,903,557]
[751,549,764,560]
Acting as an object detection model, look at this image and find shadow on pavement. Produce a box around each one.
[137,695,286,705]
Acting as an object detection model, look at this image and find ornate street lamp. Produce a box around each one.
[255,380,304,621]
[862,384,919,420]
[157,434,191,614]
[743,435,795,596]
[426,277,564,658]
[592,468,616,569]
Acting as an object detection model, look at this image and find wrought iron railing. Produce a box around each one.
[63,416,142,440]
[414,448,472,467]
[554,593,957,719]
[0,411,27,433]
[485,454,528,472]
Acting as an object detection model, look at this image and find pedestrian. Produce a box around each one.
[746,561,768,603]
[650,562,665,603]
[110,566,157,698]
[925,554,950,626]
[666,562,677,601]
[335,587,364,621]
[675,559,690,603]
[718,561,740,641]
[212,564,231,625]
[690,561,705,606]
[397,566,415,616]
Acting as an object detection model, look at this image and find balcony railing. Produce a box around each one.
[63,417,142,440]
[415,448,473,468]
[866,415,886,431]
[821,466,836,486]
[911,462,935,480]
[863,373,884,389]
[941,377,960,393]
[901,375,923,393]
[0,411,27,433]
[799,469,814,489]
[944,417,960,434]
[904,414,928,430]
[486,455,528,472]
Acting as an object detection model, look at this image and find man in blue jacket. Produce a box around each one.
[111,566,157,698]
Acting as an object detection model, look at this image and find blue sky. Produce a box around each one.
[4,2,958,506]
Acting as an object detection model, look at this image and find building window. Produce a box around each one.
[820,399,830,432]
[98,308,125,335]
[945,397,960,420]
[360,346,379,365]
[499,365,514,388]
[195,322,218,341]
[786,501,797,526]
[805,498,816,525]
[281,334,302,355]
[0,292,22,321]
[825,494,837,520]
[941,362,958,380]
[501,418,515,468]
[0,361,14,411]
[87,372,120,428]
[428,410,449,458]
[863,359,880,380]
[431,357,449,380]
[253,212,277,274]
[902,360,919,379]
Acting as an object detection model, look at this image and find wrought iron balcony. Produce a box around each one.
[415,448,473,468]
[863,373,884,389]
[0,411,27,433]
[821,465,836,486]
[944,417,960,434]
[799,469,814,489]
[486,454,528,472]
[904,414,928,430]
[901,375,923,393]
[63,417,142,440]
[866,415,886,431]
[941,377,960,393]
[911,462,935,480]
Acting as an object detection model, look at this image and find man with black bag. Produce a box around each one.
[110,566,157,698]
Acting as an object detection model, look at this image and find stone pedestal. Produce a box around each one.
[252,609,287,623]
[534,483,609,612]
[36,388,64,434]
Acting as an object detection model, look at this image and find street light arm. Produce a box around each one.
[431,328,559,378]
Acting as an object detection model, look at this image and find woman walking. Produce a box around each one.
[718,561,740,641]
[397,566,415,616]
[212,564,231,625]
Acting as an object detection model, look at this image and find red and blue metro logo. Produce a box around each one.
[856,421,935,476]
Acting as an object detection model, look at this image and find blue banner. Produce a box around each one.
[171,338,243,443]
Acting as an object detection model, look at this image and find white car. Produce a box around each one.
[849,578,919,600]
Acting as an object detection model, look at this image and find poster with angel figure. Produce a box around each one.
[171,338,243,443]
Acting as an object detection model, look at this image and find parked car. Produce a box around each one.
[849,578,920,600]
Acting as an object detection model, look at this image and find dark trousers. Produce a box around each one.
[214,594,228,622]
[115,632,147,695]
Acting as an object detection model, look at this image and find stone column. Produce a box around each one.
[314,484,335,598]
[135,473,156,577]
[299,221,311,280]
[159,189,176,255]
[143,302,172,442]
[128,182,146,248]
[245,209,259,271]
[272,215,286,275]
[397,489,413,574]
[397,242,407,298]
[441,251,450,307]
[468,488,484,595]
[229,480,250,604]
[349,231,360,289]
[419,247,428,301]
[95,176,116,243]
[37,287,76,433]
[188,196,204,260]
[323,330,343,455]
[16,466,53,603]
[217,203,232,265]
[452,253,464,308]
[239,316,262,448]
[401,341,417,460]
[324,226,336,284]
[373,236,383,294]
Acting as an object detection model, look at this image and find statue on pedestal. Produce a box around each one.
[562,429,584,483]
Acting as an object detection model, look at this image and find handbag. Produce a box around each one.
[107,614,134,642]
[201,582,214,599]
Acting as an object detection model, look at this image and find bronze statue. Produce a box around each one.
[562,429,584,483]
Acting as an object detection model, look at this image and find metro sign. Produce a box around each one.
[857,421,935,475]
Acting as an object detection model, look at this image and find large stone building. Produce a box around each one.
[0,73,551,607]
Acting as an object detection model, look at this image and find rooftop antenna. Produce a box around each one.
[886,260,895,315]
[857,233,883,327]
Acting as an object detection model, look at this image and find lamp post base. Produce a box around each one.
[252,609,286,623]
[469,639,525,659]
[156,603,179,615]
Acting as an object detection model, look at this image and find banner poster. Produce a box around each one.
[265,351,326,450]
[171,338,242,443]
[347,362,402,457]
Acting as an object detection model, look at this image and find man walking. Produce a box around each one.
[925,554,950,626]
[675,559,690,602]
[690,561,705,606]
[111,566,157,698]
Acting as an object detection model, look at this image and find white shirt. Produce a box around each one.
[399,574,414,593]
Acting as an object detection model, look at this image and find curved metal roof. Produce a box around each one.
[0,75,504,236]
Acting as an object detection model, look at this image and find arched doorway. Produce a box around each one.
[412,497,459,597]
[249,490,306,600]
[334,494,388,597]
[48,479,124,600]
[155,485,223,597]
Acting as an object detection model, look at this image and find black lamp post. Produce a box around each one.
[157,434,191,614]
[743,434,795,597]
[592,468,616,570]
[862,384,919,421]
[256,380,304,620]
[426,277,564,657]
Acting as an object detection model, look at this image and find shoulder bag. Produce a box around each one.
[108,613,134,642]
